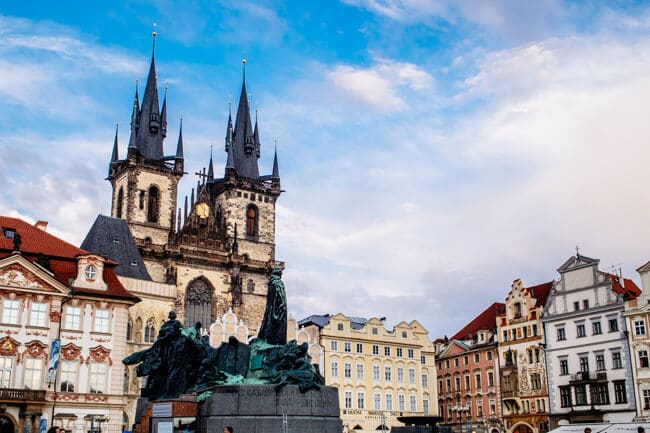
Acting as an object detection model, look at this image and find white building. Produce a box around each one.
[543,254,640,428]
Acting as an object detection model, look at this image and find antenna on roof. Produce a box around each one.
[575,245,580,257]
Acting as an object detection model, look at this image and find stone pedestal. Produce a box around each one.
[198,385,342,433]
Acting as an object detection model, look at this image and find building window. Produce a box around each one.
[372,327,378,335]
[356,343,363,354]
[64,306,82,330]
[614,380,627,404]
[640,350,649,368]
[446,378,451,391]
[422,374,428,388]
[337,323,344,331]
[372,345,379,355]
[374,393,381,410]
[89,363,107,393]
[84,265,97,280]
[2,299,20,325]
[357,364,364,380]
[592,321,602,335]
[557,327,566,341]
[514,302,522,318]
[531,373,542,390]
[402,331,407,338]
[533,324,538,336]
[330,341,338,351]
[408,368,416,385]
[421,355,426,364]
[386,394,393,411]
[94,309,110,333]
[446,360,450,368]
[147,186,160,223]
[636,320,647,336]
[245,205,258,237]
[24,357,42,389]
[397,367,404,383]
[577,323,586,337]
[345,391,352,409]
[592,383,610,405]
[613,352,623,369]
[408,349,415,358]
[609,318,619,332]
[643,389,650,410]
[580,355,589,372]
[454,358,459,367]
[373,365,380,381]
[344,342,351,353]
[126,319,133,341]
[575,385,587,405]
[475,372,482,389]
[596,354,606,371]
[344,363,352,379]
[464,355,469,365]
[503,330,508,342]
[116,187,124,219]
[583,300,589,309]
[384,346,391,356]
[28,302,47,327]
[385,366,392,381]
[410,395,417,412]
[398,394,406,411]
[488,371,494,386]
[560,359,569,375]
[523,327,528,338]
[331,362,338,378]
[455,376,461,390]
[144,318,156,343]
[560,386,572,407]
[60,360,77,392]
[487,351,493,361]
[397,347,403,357]
[423,399,429,415]
[574,301,580,311]
[0,356,13,387]
[357,392,365,409]
[464,374,470,390]
[474,353,480,363]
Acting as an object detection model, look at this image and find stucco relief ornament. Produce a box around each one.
[88,346,112,365]
[50,310,61,323]
[0,265,45,289]
[25,340,48,359]
[61,343,82,361]
[0,337,19,356]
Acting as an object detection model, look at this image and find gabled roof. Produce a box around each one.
[81,215,152,281]
[451,302,505,340]
[0,216,138,303]
[528,281,554,306]
[607,273,641,299]
[557,254,599,273]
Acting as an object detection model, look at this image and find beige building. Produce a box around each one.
[496,279,552,433]
[624,261,650,421]
[299,313,437,432]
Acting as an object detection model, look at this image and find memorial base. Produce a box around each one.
[198,385,342,433]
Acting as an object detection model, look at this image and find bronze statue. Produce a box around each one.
[257,268,287,345]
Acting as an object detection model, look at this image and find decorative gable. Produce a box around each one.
[0,264,48,290]
[557,254,599,273]
[0,255,69,294]
[73,255,108,291]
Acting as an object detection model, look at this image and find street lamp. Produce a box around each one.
[451,405,471,433]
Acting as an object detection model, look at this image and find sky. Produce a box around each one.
[2,0,650,339]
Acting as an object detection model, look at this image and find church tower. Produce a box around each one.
[107,32,184,280]
[104,38,282,335]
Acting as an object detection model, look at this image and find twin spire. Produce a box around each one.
[112,34,279,183]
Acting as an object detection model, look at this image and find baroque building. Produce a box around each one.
[299,314,437,433]
[623,261,650,421]
[436,303,505,433]
[0,217,139,433]
[103,34,282,334]
[496,279,552,433]
[543,254,640,428]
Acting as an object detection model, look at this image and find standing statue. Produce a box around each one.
[257,268,287,345]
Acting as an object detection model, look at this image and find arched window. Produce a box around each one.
[185,279,212,330]
[116,187,124,219]
[134,317,143,342]
[126,319,132,341]
[147,186,159,223]
[246,204,258,237]
[144,318,156,343]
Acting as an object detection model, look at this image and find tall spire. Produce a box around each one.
[135,29,164,160]
[229,57,259,179]
[128,80,140,149]
[271,139,280,180]
[225,101,233,152]
[225,138,235,174]
[175,118,184,159]
[160,85,168,138]
[109,123,119,175]
[207,145,214,182]
[254,108,260,158]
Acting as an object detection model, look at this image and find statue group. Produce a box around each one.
[123,268,324,400]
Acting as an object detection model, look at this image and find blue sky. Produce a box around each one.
[2,1,650,338]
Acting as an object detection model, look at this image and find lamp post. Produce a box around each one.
[452,405,471,433]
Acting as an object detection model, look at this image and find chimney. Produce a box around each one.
[35,221,48,231]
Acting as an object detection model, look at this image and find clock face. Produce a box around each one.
[196,202,209,218]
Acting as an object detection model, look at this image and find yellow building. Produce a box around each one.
[299,313,437,432]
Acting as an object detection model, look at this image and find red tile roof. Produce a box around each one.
[528,281,554,306]
[0,216,139,302]
[608,273,641,299]
[452,302,505,341]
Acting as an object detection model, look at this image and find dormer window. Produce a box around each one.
[2,227,15,238]
[84,265,97,280]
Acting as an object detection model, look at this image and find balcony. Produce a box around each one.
[0,388,47,402]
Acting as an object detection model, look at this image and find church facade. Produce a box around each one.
[105,35,283,335]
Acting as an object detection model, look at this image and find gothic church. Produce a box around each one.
[98,35,283,333]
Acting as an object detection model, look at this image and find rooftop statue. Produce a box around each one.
[123,268,324,401]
